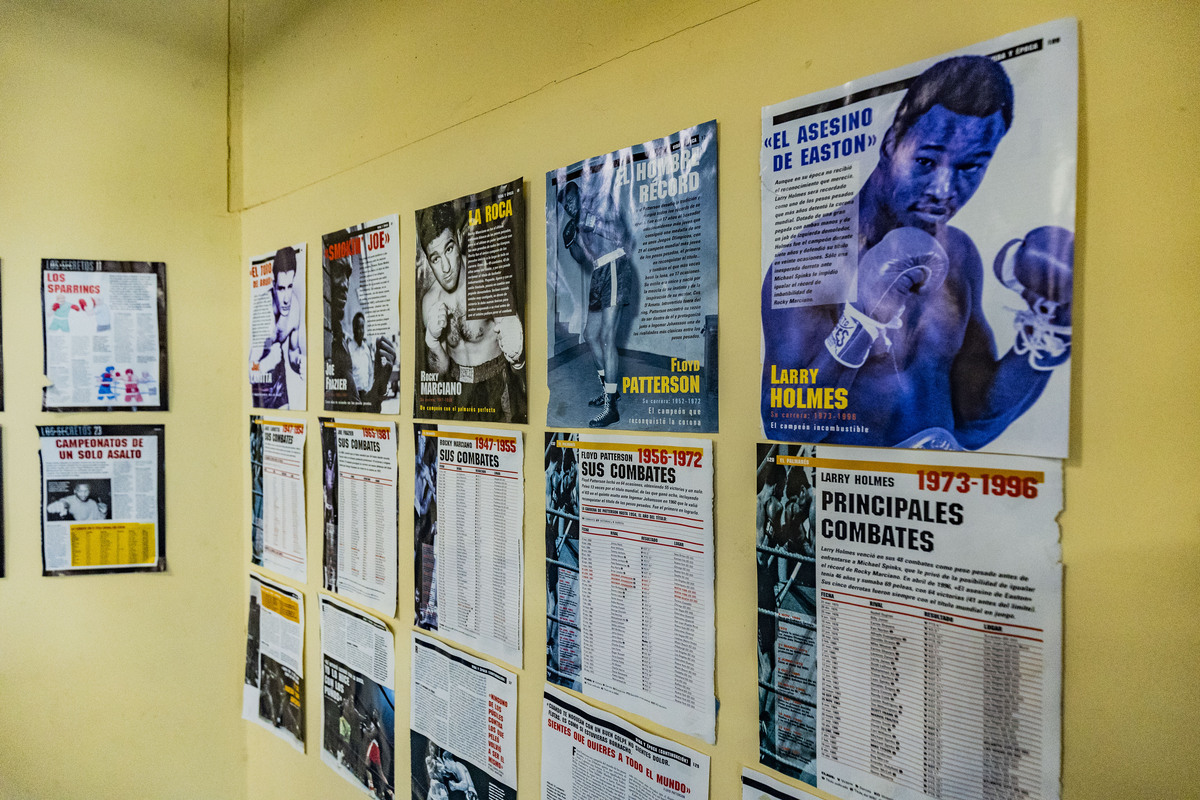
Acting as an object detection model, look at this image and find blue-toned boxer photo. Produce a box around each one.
[762,55,1073,451]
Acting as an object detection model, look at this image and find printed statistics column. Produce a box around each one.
[320,418,398,617]
[756,441,1062,800]
[414,424,524,666]
[249,417,307,581]
[545,432,715,743]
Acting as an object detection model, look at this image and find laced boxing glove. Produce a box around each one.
[993,226,1073,370]
[826,227,949,368]
[562,219,577,250]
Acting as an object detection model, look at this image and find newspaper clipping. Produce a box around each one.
[249,416,307,581]
[324,215,401,414]
[38,424,165,576]
[546,120,719,433]
[321,418,398,617]
[545,432,715,743]
[410,632,518,800]
[244,573,305,751]
[321,595,396,798]
[42,259,168,411]
[755,442,1062,800]
[742,767,820,800]
[542,686,710,800]
[249,244,307,410]
[415,180,527,423]
[760,20,1077,457]
[414,424,524,667]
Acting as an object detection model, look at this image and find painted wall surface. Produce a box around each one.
[0,0,1196,799]
[0,2,245,798]
[236,0,752,209]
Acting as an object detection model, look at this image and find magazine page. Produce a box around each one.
[756,441,1062,800]
[249,243,307,410]
[38,424,165,575]
[414,424,524,666]
[320,418,398,616]
[42,259,168,411]
[249,417,307,581]
[243,573,305,752]
[410,632,517,799]
[760,20,1077,457]
[545,431,715,743]
[547,120,718,432]
[542,686,709,800]
[323,215,401,414]
[415,180,527,423]
[321,595,396,798]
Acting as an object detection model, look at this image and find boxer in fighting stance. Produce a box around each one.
[761,55,1073,450]
[419,204,526,421]
[559,179,638,428]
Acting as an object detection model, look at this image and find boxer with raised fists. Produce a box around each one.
[762,55,1073,450]
[418,201,526,422]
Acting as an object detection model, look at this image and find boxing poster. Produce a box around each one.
[249,416,306,581]
[544,431,716,743]
[410,632,518,800]
[38,424,166,576]
[320,594,396,798]
[243,573,305,752]
[320,417,398,617]
[755,442,1062,800]
[542,686,710,800]
[323,215,401,414]
[249,243,306,410]
[414,423,524,667]
[546,120,719,433]
[760,19,1077,458]
[414,180,527,423]
[742,767,821,800]
[41,260,168,411]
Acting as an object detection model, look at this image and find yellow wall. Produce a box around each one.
[0,2,245,798]
[1,0,1197,798]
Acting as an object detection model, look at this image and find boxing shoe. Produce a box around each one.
[588,371,606,406]
[588,392,620,428]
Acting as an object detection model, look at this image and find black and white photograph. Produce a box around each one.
[755,443,817,785]
[323,216,401,414]
[415,180,526,423]
[544,431,581,691]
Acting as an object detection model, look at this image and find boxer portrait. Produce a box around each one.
[761,55,1073,450]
